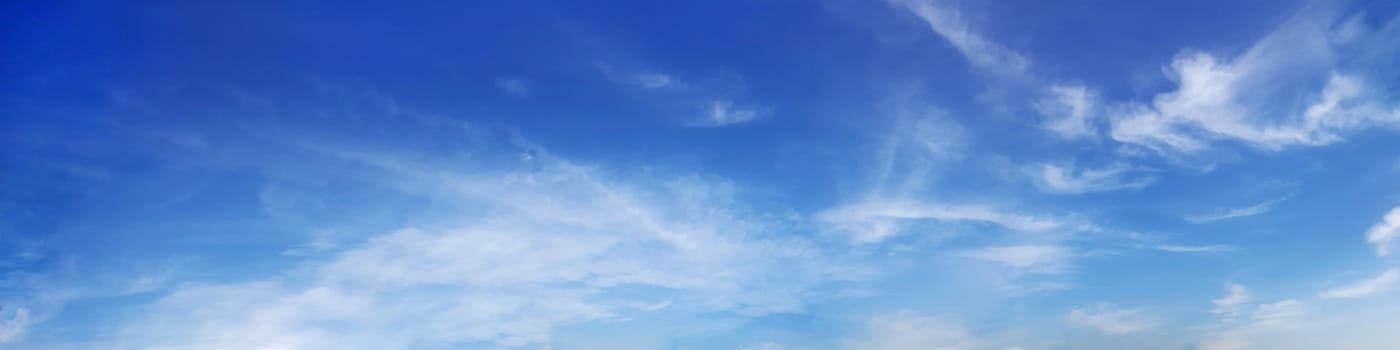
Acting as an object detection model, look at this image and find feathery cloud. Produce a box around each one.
[891,0,1029,75]
[1320,270,1399,299]
[1066,303,1156,335]
[1154,244,1235,253]
[818,199,1069,243]
[1185,195,1293,223]
[1211,284,1253,319]
[1037,85,1099,139]
[1200,299,1305,350]
[1366,207,1400,256]
[1032,163,1155,194]
[853,311,977,350]
[1108,12,1400,154]
[0,308,30,344]
[115,145,858,348]
[960,245,1074,274]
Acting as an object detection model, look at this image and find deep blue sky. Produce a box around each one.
[4,0,1400,349]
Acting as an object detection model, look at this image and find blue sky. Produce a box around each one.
[3,0,1400,349]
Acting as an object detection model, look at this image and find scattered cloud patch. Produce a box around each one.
[1248,299,1304,328]
[628,73,677,89]
[960,245,1074,274]
[1365,207,1400,256]
[817,199,1069,243]
[1320,270,1399,299]
[115,147,860,348]
[1211,284,1252,319]
[1037,85,1099,139]
[0,308,30,344]
[1185,195,1292,223]
[1108,12,1400,154]
[601,65,765,127]
[892,0,1030,75]
[600,64,681,90]
[1200,299,1305,350]
[495,77,531,97]
[1066,303,1155,335]
[1032,163,1155,194]
[852,311,977,350]
[1154,244,1235,253]
[687,100,768,127]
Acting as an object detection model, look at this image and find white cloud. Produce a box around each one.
[116,148,859,348]
[1249,300,1304,327]
[1154,244,1235,253]
[0,308,30,344]
[1037,85,1098,139]
[736,342,797,350]
[629,72,677,89]
[959,245,1073,274]
[687,100,767,127]
[600,64,679,90]
[1320,270,1399,299]
[1185,196,1292,223]
[495,77,531,97]
[1108,12,1400,154]
[817,199,1069,243]
[1365,207,1400,256]
[601,65,765,127]
[892,0,1029,75]
[852,311,977,350]
[1211,284,1253,319]
[1200,299,1305,350]
[1066,303,1155,335]
[1032,163,1155,194]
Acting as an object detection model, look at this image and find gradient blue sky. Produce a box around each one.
[4,0,1400,349]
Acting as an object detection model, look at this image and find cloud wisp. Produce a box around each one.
[1185,195,1294,223]
[1211,284,1253,319]
[1320,270,1400,299]
[891,0,1030,75]
[600,64,768,127]
[1066,303,1156,335]
[113,143,861,348]
[959,245,1076,274]
[1366,207,1400,256]
[852,311,979,350]
[1032,163,1156,194]
[1108,11,1400,155]
[817,199,1071,244]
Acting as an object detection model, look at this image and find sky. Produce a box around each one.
[3,0,1400,349]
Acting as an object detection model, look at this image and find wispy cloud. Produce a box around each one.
[1066,303,1156,335]
[626,72,678,89]
[1248,299,1305,327]
[1365,207,1400,256]
[1108,11,1400,154]
[817,199,1070,243]
[115,141,860,348]
[1320,270,1399,299]
[600,64,682,90]
[1199,299,1306,350]
[601,65,767,127]
[0,308,30,344]
[1037,85,1099,139]
[891,0,1029,75]
[852,311,978,350]
[687,100,768,128]
[1185,195,1293,223]
[495,77,531,97]
[1154,244,1235,253]
[1211,284,1253,319]
[1031,163,1155,194]
[959,245,1074,274]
